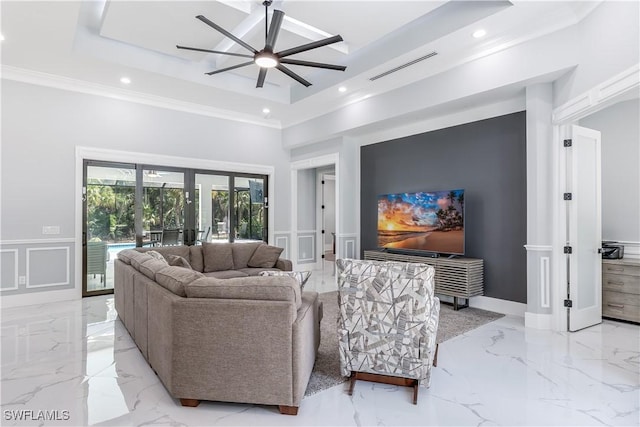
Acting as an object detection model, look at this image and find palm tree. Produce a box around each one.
[447,191,456,208]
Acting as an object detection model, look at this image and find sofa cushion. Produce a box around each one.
[238,267,282,277]
[139,258,169,280]
[189,246,204,272]
[202,242,234,272]
[230,242,262,269]
[185,276,301,309]
[155,266,204,297]
[131,253,154,270]
[166,254,192,269]
[260,270,312,289]
[247,244,283,268]
[117,249,139,265]
[203,270,249,279]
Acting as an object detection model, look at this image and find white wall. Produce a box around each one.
[579,99,640,245]
[0,80,289,303]
[553,2,639,108]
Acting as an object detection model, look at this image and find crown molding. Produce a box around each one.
[1,65,282,129]
[553,63,639,124]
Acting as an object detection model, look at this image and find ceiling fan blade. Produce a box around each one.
[279,58,346,71]
[176,45,254,59]
[265,10,285,52]
[256,68,268,88]
[276,64,312,87]
[205,61,254,76]
[277,35,344,58]
[196,15,258,54]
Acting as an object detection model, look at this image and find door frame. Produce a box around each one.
[76,147,275,299]
[290,153,340,271]
[550,64,639,331]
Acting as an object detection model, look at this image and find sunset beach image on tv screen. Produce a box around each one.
[377,189,464,254]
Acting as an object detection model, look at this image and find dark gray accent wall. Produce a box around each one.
[360,112,527,303]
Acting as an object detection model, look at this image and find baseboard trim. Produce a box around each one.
[525,312,553,329]
[468,295,526,317]
[1,288,80,309]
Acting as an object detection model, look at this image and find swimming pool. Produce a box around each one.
[107,243,135,259]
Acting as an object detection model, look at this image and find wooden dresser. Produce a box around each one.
[602,258,640,323]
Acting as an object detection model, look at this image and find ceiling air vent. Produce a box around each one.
[369,51,438,81]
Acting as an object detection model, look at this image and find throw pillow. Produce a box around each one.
[166,254,192,269]
[247,244,283,268]
[260,270,311,289]
[146,250,167,262]
[202,242,234,272]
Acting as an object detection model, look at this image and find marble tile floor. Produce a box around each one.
[1,270,638,426]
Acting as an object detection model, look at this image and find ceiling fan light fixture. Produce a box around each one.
[254,52,279,68]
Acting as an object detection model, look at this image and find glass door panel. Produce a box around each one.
[84,163,136,295]
[233,176,266,242]
[195,173,229,244]
[142,169,185,247]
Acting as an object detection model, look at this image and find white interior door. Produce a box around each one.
[567,125,602,332]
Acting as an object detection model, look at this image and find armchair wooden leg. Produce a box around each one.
[278,405,298,415]
[348,373,357,396]
[433,343,439,367]
[180,398,200,407]
[412,382,419,405]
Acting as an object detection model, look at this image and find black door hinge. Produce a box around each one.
[564,139,572,147]
[322,180,325,185]
[564,193,572,200]
[564,299,573,308]
[564,246,572,254]
[321,205,325,209]
[321,229,325,234]
[321,254,325,259]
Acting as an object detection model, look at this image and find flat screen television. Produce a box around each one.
[377,189,464,255]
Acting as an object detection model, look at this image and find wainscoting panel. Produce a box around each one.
[273,233,290,261]
[1,249,19,291]
[0,240,75,295]
[27,247,70,288]
[297,232,316,263]
[337,234,358,260]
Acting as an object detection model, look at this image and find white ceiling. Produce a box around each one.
[0,1,601,128]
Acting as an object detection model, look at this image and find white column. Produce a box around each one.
[524,83,555,329]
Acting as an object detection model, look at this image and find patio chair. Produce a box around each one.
[197,226,211,245]
[87,241,108,285]
[161,229,181,246]
[336,258,440,404]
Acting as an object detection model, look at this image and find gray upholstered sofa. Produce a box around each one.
[113,243,322,415]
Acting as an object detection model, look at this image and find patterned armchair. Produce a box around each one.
[336,258,440,404]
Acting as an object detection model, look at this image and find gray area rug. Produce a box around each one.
[304,291,505,397]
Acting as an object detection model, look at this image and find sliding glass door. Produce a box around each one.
[141,168,185,246]
[194,172,268,243]
[83,163,136,295]
[83,161,269,296]
[234,176,266,242]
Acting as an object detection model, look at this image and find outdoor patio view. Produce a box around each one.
[85,165,267,293]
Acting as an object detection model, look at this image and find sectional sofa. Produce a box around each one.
[113,242,322,415]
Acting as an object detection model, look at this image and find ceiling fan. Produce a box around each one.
[176,0,347,88]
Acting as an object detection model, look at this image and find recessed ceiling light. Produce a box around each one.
[120,77,131,85]
[473,29,487,39]
[338,86,347,93]
[262,108,271,115]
